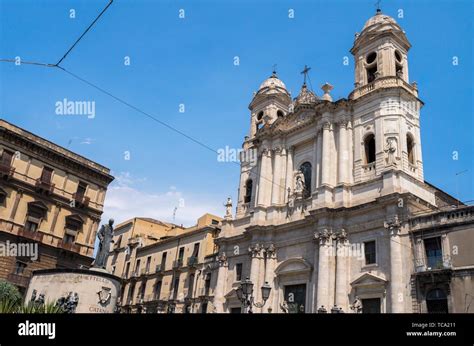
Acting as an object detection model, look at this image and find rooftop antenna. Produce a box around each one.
[455,170,468,208]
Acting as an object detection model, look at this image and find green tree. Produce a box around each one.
[0,280,21,305]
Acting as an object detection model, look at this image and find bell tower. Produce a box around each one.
[350,9,424,183]
[351,8,411,88]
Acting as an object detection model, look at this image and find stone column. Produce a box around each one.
[321,122,332,186]
[249,244,263,308]
[285,146,294,201]
[315,230,333,311]
[264,244,277,312]
[271,148,283,205]
[213,252,228,313]
[257,148,271,206]
[315,129,322,188]
[385,216,404,313]
[335,229,348,311]
[338,121,348,184]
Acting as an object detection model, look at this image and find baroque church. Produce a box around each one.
[212,9,474,313]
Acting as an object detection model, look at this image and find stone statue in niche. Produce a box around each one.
[294,171,306,195]
[384,137,398,166]
[56,292,79,313]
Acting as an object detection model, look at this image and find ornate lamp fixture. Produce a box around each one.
[236,277,271,313]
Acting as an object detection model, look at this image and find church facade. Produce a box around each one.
[212,10,474,313]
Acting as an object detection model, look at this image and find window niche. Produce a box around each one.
[244,179,253,203]
[364,134,376,164]
[407,134,415,165]
[366,52,378,83]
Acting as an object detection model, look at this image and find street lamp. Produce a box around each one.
[236,277,271,313]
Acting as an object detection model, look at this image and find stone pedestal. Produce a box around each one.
[25,268,122,313]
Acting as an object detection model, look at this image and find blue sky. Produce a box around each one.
[1,0,473,226]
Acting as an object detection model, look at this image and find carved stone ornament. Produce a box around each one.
[248,243,262,257]
[384,215,401,236]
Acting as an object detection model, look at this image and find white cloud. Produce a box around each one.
[101,172,224,227]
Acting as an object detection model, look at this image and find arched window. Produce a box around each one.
[277,110,284,118]
[407,134,415,165]
[366,52,378,83]
[244,179,253,203]
[364,134,376,164]
[299,162,312,198]
[256,112,264,132]
[395,51,403,77]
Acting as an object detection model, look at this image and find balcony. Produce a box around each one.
[35,178,55,194]
[187,256,199,268]
[58,240,81,253]
[415,255,452,273]
[141,267,151,276]
[172,259,183,270]
[72,192,90,208]
[17,227,44,242]
[155,264,164,274]
[199,287,212,298]
[7,273,30,287]
[349,76,419,100]
[0,163,15,180]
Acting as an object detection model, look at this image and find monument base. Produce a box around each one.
[25,268,122,313]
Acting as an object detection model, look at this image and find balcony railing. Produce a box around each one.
[141,267,151,276]
[187,256,199,268]
[173,259,183,269]
[17,228,44,242]
[58,240,80,253]
[0,163,15,179]
[7,273,30,287]
[415,255,452,272]
[72,192,90,207]
[199,287,212,298]
[155,264,164,273]
[350,76,418,100]
[35,178,55,194]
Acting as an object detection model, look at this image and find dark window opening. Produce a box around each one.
[366,52,377,64]
[244,179,253,203]
[364,240,376,265]
[154,281,162,300]
[235,263,243,282]
[394,50,402,63]
[426,288,448,313]
[173,277,180,299]
[76,182,87,199]
[424,237,443,269]
[299,162,312,198]
[256,111,264,131]
[204,273,211,296]
[367,66,378,83]
[14,261,27,275]
[161,252,167,269]
[63,233,75,244]
[178,247,185,261]
[407,135,415,164]
[277,110,284,117]
[188,274,195,297]
[40,166,53,184]
[145,256,151,273]
[362,298,381,313]
[201,302,208,313]
[396,64,403,77]
[364,134,376,164]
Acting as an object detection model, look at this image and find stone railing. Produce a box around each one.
[414,254,452,273]
[410,206,474,231]
[350,76,418,100]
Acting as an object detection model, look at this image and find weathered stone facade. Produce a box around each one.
[212,10,474,314]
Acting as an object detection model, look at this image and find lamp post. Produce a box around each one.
[236,277,271,313]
